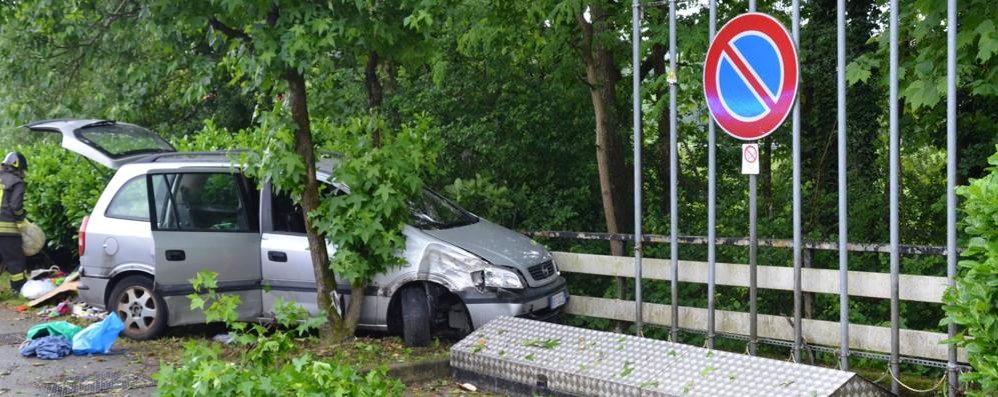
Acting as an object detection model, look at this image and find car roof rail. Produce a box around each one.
[139,150,250,163]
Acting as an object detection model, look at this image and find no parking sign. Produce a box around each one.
[704,13,799,140]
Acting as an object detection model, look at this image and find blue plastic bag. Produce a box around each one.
[72,312,125,356]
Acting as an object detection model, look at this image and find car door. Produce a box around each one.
[260,182,381,327]
[259,181,322,316]
[148,170,264,326]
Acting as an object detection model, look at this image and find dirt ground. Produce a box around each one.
[0,301,156,396]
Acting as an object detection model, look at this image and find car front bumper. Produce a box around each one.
[459,276,569,329]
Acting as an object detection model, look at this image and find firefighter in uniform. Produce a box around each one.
[0,152,27,294]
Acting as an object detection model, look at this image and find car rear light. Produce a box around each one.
[78,216,89,256]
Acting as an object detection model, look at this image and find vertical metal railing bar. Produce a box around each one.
[946,0,959,394]
[706,0,718,350]
[668,0,681,344]
[749,170,758,356]
[748,0,758,358]
[889,0,901,393]
[836,0,850,371]
[631,0,644,338]
[791,0,803,363]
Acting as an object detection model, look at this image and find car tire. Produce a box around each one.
[108,275,168,340]
[401,286,431,347]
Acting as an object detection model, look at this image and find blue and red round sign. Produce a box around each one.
[703,13,799,141]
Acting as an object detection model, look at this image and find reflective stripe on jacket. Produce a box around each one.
[0,171,25,236]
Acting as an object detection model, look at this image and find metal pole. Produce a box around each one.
[631,0,644,337]
[747,0,758,358]
[791,0,803,363]
[706,0,717,350]
[946,0,959,394]
[749,173,758,356]
[836,0,849,371]
[889,0,901,393]
[668,0,680,343]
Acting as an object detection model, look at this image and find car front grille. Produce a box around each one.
[528,260,556,280]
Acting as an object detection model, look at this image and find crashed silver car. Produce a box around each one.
[26,119,568,345]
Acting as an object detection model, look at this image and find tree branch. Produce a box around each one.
[209,17,251,43]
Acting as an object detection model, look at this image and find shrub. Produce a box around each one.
[19,142,109,251]
[942,146,998,395]
[443,174,514,224]
[155,272,404,396]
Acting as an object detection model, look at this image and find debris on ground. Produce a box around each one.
[71,302,107,322]
[71,313,124,356]
[459,383,478,392]
[26,321,82,341]
[36,300,72,318]
[213,332,236,345]
[20,335,72,360]
[27,270,79,308]
[19,279,55,300]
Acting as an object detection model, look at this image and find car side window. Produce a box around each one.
[150,172,253,232]
[105,176,149,221]
[272,190,306,234]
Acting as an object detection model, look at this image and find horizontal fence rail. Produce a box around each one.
[528,231,949,255]
[556,252,948,303]
[551,251,967,363]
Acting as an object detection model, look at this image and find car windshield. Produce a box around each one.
[76,122,175,158]
[408,190,478,230]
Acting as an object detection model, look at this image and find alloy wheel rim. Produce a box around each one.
[116,286,157,334]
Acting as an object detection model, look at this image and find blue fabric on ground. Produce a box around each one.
[20,335,72,360]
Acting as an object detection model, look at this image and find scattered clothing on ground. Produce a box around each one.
[20,335,72,360]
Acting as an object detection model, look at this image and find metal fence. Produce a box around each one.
[623,0,961,395]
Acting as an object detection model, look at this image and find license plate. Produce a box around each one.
[549,290,567,309]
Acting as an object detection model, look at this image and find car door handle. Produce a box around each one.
[165,250,186,261]
[268,251,288,262]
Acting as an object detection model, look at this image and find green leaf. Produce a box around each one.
[846,56,876,85]
[976,19,996,62]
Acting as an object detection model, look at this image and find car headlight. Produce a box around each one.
[420,243,525,291]
[472,267,525,290]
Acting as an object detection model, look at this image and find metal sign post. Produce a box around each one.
[742,143,760,355]
[631,0,643,338]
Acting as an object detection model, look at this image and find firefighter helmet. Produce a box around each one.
[2,151,26,172]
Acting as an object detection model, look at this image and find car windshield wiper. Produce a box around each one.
[411,214,445,229]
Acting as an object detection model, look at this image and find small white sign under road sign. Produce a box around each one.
[742,144,759,175]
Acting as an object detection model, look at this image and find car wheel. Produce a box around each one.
[401,286,431,347]
[108,275,167,340]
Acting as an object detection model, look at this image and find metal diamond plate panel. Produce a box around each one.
[451,317,893,397]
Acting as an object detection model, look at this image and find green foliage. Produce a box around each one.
[156,272,403,397]
[172,119,265,152]
[443,174,514,223]
[943,146,998,395]
[19,140,109,250]
[312,116,438,285]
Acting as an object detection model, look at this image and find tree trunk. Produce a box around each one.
[762,137,773,219]
[286,69,345,340]
[366,50,383,147]
[651,43,671,217]
[578,5,629,331]
[383,60,400,129]
[343,281,367,333]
